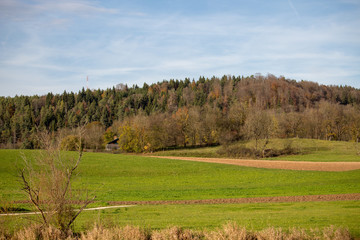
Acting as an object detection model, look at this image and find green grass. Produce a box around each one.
[76,201,360,236]
[0,148,359,236]
[152,138,360,162]
[265,139,360,162]
[2,201,359,237]
[1,149,359,204]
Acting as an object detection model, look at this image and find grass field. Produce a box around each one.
[153,138,360,162]
[2,201,360,236]
[0,140,359,237]
[1,149,360,203]
[76,201,360,235]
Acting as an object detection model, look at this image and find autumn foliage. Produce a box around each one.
[1,74,359,151]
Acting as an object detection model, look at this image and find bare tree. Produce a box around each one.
[84,121,104,151]
[245,109,272,157]
[347,106,360,155]
[19,128,95,234]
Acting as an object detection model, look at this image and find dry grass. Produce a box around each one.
[0,223,353,240]
[80,225,150,240]
[12,225,72,240]
[204,223,253,240]
[151,227,203,240]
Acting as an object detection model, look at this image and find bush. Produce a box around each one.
[21,139,35,149]
[217,141,298,159]
[217,145,260,158]
[60,135,81,151]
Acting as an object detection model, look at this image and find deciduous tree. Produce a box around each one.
[20,130,95,235]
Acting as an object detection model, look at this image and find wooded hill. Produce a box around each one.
[1,74,360,151]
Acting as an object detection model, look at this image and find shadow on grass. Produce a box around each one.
[0,206,30,213]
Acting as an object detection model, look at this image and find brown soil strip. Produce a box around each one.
[152,156,360,172]
[9,194,360,209]
[108,193,360,206]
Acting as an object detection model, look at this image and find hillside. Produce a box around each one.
[0,74,360,151]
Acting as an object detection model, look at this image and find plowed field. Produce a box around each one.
[152,156,360,171]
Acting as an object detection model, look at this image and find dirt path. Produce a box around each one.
[0,205,135,216]
[108,193,360,205]
[5,194,359,215]
[152,156,360,171]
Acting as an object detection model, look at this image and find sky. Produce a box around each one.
[0,0,359,97]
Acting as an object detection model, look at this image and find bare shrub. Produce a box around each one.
[216,139,299,158]
[216,142,298,159]
[217,145,259,158]
[83,122,105,151]
[19,128,95,235]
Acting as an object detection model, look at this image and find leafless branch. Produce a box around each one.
[20,170,48,226]
[67,195,96,229]
[61,150,82,200]
[19,125,94,234]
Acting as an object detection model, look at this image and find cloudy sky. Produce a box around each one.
[0,0,359,96]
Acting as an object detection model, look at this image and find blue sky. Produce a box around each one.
[0,0,359,96]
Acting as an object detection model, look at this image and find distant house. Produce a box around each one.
[106,138,119,151]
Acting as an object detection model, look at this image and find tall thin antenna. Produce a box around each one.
[86,76,89,90]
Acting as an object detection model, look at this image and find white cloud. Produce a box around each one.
[34,0,118,15]
[0,0,118,21]
[1,0,360,96]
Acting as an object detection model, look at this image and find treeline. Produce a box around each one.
[1,74,360,151]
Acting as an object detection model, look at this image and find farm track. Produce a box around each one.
[0,205,135,216]
[6,194,360,215]
[151,156,360,171]
[108,193,360,205]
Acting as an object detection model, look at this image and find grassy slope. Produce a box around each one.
[267,139,360,162]
[152,138,360,162]
[1,149,359,203]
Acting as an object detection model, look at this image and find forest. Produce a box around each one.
[0,74,360,153]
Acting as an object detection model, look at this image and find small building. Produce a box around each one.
[106,138,119,151]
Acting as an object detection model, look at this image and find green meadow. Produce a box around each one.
[1,148,359,203]
[2,201,359,236]
[76,201,360,235]
[0,140,359,236]
[2,201,360,237]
